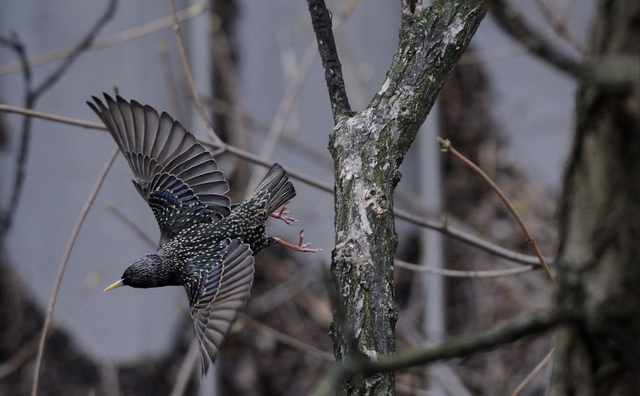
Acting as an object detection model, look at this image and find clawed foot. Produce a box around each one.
[274,230,321,253]
[269,204,296,225]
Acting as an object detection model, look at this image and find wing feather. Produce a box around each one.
[182,239,254,374]
[88,94,231,239]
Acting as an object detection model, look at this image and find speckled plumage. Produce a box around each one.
[89,94,296,374]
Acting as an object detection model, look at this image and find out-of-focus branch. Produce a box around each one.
[241,313,334,362]
[395,259,536,278]
[31,148,118,396]
[0,273,102,380]
[311,309,567,396]
[168,0,222,146]
[245,0,361,192]
[0,2,206,77]
[104,201,157,248]
[0,104,108,129]
[169,339,199,396]
[511,348,554,395]
[0,0,117,239]
[532,0,584,54]
[0,34,33,238]
[486,0,583,77]
[33,0,117,98]
[0,104,549,268]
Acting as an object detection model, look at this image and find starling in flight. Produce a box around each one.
[88,94,318,374]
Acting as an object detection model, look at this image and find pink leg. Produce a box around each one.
[269,204,296,225]
[274,230,321,253]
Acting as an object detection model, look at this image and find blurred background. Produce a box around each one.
[0,0,593,394]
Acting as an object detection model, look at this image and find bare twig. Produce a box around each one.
[240,313,334,362]
[0,0,116,239]
[0,273,102,379]
[486,0,583,77]
[511,348,554,395]
[395,259,537,278]
[0,103,107,129]
[0,3,206,77]
[438,138,556,285]
[159,38,187,122]
[0,106,543,267]
[1,105,544,268]
[0,105,548,268]
[533,0,584,54]
[169,339,199,396]
[246,0,360,191]
[33,0,117,99]
[31,148,118,396]
[244,38,321,193]
[167,0,222,145]
[104,201,157,248]
[394,208,549,266]
[0,34,33,238]
[311,309,566,396]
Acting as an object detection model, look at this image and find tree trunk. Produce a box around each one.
[551,0,640,394]
[313,1,486,394]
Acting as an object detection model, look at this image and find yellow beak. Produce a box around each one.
[103,279,125,292]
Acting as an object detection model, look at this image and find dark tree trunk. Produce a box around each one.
[551,0,640,394]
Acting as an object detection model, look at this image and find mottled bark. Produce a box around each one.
[308,1,486,394]
[550,0,640,394]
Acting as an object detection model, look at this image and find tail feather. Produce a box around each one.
[255,164,295,214]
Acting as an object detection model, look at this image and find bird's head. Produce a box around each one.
[103,254,176,291]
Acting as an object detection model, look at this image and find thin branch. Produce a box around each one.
[533,0,584,54]
[167,0,222,145]
[104,201,157,248]
[169,339,199,396]
[395,259,537,278]
[459,44,528,65]
[245,37,321,193]
[396,383,436,396]
[486,0,583,77]
[394,208,549,266]
[0,105,548,268]
[250,267,317,316]
[240,313,334,362]
[306,0,352,120]
[511,348,554,396]
[0,0,116,238]
[438,138,556,285]
[31,148,118,396]
[0,273,102,380]
[0,103,108,129]
[311,310,566,396]
[32,0,117,98]
[0,3,207,77]
[0,34,33,238]
[159,38,187,122]
[246,0,360,192]
[0,103,333,190]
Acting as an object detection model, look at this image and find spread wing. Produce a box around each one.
[182,238,254,375]
[88,94,231,242]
